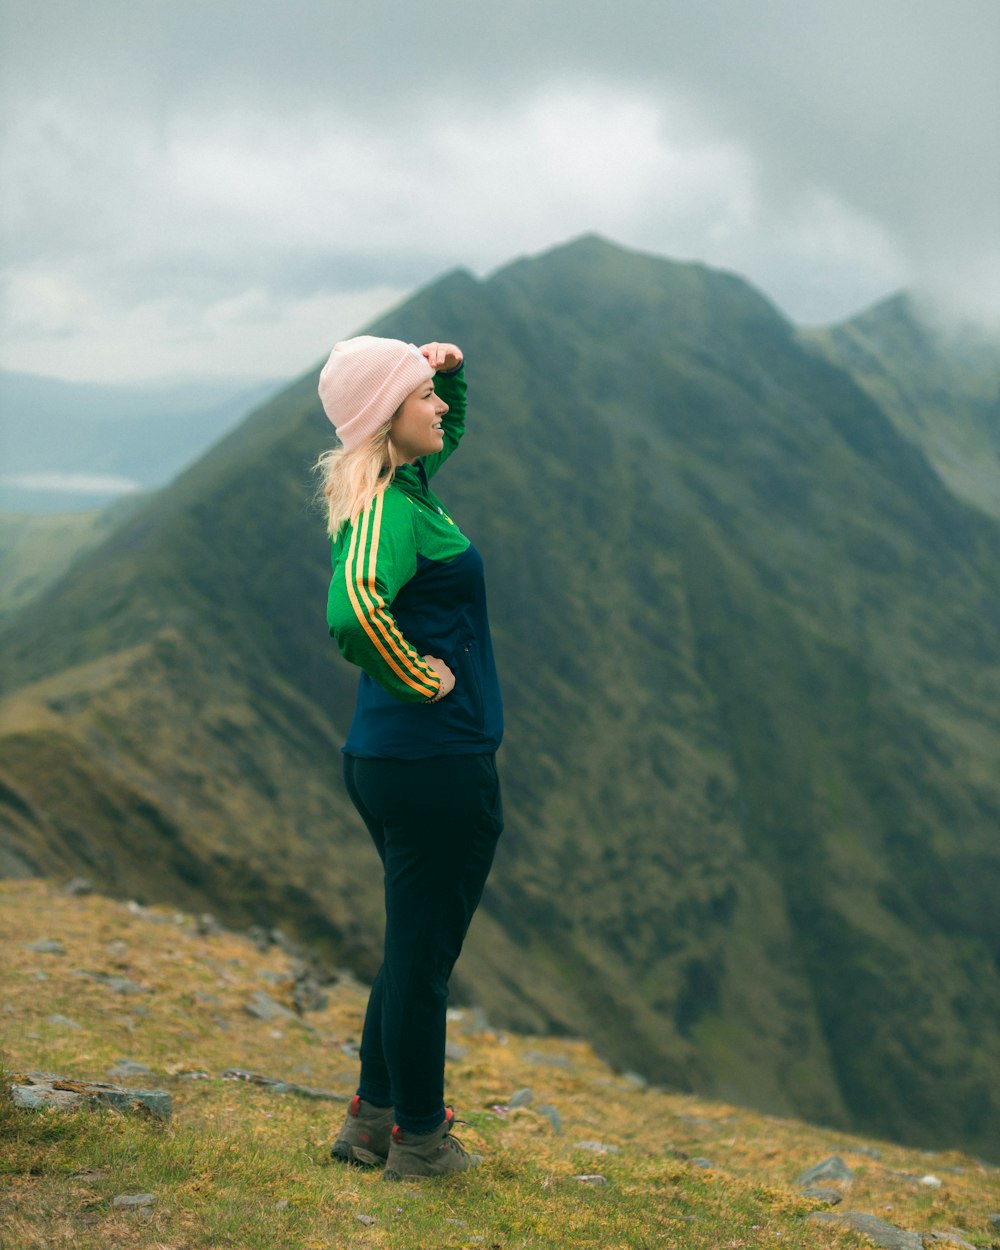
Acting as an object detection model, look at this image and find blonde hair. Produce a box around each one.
[316,420,405,535]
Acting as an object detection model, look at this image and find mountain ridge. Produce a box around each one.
[1,235,998,1159]
[802,291,1000,520]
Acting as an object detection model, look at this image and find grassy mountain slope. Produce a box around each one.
[5,881,999,1250]
[0,498,152,626]
[803,294,1000,519]
[1,236,999,1160]
[0,512,109,626]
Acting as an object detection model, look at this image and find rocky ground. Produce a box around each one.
[2,878,998,1249]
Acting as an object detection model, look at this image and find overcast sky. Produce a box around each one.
[2,0,998,383]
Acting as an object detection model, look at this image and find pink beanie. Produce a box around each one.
[318,335,433,450]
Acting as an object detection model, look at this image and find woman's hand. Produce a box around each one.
[419,342,463,373]
[423,655,456,703]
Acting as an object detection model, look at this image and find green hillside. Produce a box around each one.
[0,512,106,626]
[0,498,148,626]
[1,236,998,1160]
[803,294,1000,519]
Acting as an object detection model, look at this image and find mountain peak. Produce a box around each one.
[482,232,791,352]
[2,236,999,1163]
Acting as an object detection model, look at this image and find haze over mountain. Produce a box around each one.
[1,236,998,1160]
[0,371,278,511]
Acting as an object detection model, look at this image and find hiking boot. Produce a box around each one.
[331,1095,394,1167]
[382,1108,482,1180]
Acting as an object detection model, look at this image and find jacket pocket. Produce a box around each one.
[456,641,486,727]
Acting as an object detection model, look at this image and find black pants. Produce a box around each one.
[343,752,503,1134]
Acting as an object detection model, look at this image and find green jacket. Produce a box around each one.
[326,365,504,758]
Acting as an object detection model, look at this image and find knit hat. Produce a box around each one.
[318,335,434,450]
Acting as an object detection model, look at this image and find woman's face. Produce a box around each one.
[389,377,448,464]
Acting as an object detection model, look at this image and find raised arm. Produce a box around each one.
[418,342,466,479]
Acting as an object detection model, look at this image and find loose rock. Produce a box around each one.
[576,1140,621,1155]
[247,925,272,952]
[881,1167,932,1186]
[291,959,329,1013]
[113,1193,155,1209]
[10,1072,171,1120]
[537,1103,563,1134]
[221,1068,343,1101]
[107,1059,154,1080]
[678,1115,715,1131]
[572,1174,608,1186]
[467,1007,491,1033]
[106,976,146,995]
[802,1186,843,1205]
[924,1231,977,1249]
[810,1211,921,1250]
[797,1154,854,1187]
[509,1088,533,1108]
[75,971,149,996]
[523,1049,573,1070]
[270,927,305,958]
[47,1014,80,1029]
[243,991,297,1023]
[27,939,65,954]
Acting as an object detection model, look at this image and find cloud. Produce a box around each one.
[1,264,408,381]
[1,0,997,381]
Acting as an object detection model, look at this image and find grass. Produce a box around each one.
[0,511,110,627]
[2,880,998,1249]
[4,246,1000,1164]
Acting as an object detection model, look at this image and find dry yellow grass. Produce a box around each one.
[2,880,998,1249]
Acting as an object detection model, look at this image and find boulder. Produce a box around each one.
[9,1072,171,1120]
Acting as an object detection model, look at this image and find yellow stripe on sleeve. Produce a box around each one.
[344,497,439,697]
[364,493,441,684]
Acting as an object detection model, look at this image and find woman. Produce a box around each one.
[316,335,504,1180]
